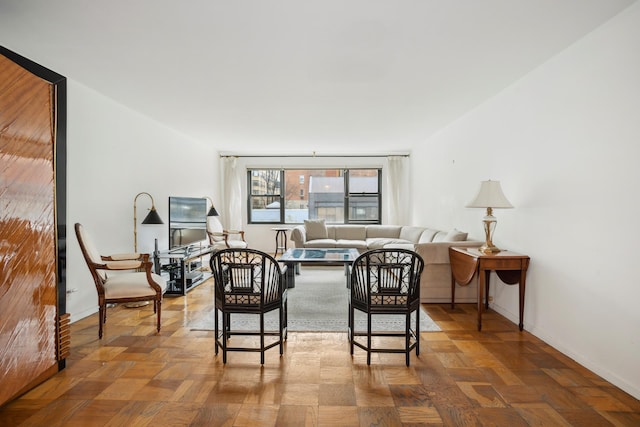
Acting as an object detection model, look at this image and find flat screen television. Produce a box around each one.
[168,196,208,249]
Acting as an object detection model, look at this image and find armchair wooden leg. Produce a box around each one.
[406,312,411,367]
[156,300,162,334]
[98,305,105,339]
[349,303,354,355]
[279,307,284,355]
[367,313,372,366]
[416,308,420,356]
[221,310,228,364]
[260,313,265,365]
[214,307,219,355]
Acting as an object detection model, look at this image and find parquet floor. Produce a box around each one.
[1,279,639,426]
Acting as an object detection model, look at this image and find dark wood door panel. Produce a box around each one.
[0,53,59,407]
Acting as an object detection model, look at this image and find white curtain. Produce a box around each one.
[385,156,410,225]
[222,156,243,231]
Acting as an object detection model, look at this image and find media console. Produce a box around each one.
[154,244,214,295]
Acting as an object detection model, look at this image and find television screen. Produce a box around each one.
[168,197,208,248]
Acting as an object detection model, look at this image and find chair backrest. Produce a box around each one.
[207,216,224,242]
[209,248,285,308]
[350,249,424,307]
[75,223,107,282]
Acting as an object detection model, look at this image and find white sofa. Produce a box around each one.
[290,220,482,303]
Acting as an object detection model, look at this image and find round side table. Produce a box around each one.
[272,227,290,255]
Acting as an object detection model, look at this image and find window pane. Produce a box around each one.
[348,169,379,193]
[249,196,281,222]
[284,169,344,224]
[349,195,379,222]
[251,170,280,196]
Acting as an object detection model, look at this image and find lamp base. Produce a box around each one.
[479,243,502,254]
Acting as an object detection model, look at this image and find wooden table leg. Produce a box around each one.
[477,269,485,331]
[519,270,526,331]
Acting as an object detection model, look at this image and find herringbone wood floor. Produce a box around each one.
[1,278,639,426]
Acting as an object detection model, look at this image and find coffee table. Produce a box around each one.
[278,248,360,288]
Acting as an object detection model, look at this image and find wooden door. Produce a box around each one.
[0,48,67,407]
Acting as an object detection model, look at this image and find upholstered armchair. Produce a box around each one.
[75,223,167,339]
[206,215,248,250]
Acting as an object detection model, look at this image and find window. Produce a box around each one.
[248,169,282,223]
[248,168,381,224]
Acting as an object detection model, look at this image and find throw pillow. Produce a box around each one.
[305,219,328,240]
[444,228,468,242]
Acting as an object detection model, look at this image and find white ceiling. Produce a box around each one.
[0,0,636,153]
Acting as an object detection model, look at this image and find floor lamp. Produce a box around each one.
[133,192,164,253]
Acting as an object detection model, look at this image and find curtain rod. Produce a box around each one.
[219,153,410,158]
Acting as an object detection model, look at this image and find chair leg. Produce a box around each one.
[406,312,411,367]
[279,306,284,355]
[214,307,219,355]
[156,299,162,334]
[221,309,228,364]
[416,308,420,356]
[367,313,372,365]
[349,303,354,355]
[98,304,105,339]
[260,313,265,365]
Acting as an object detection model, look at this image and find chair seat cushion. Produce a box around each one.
[227,240,248,249]
[104,272,167,299]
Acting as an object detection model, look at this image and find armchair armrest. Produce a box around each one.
[102,253,141,261]
[225,230,246,241]
[103,260,144,270]
[290,225,306,247]
[95,253,152,271]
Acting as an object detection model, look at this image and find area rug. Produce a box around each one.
[190,266,440,333]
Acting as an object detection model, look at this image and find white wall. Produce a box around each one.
[410,3,640,398]
[66,81,217,321]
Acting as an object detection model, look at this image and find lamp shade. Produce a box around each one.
[207,206,219,217]
[141,208,164,224]
[466,180,513,209]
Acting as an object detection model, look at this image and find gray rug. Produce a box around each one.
[191,266,440,333]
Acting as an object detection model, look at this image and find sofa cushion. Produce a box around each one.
[382,243,414,250]
[366,238,412,250]
[366,225,402,239]
[304,239,337,248]
[418,228,440,243]
[399,226,425,243]
[305,219,328,240]
[335,239,368,250]
[334,225,366,240]
[444,228,468,242]
[432,231,449,242]
[432,229,468,242]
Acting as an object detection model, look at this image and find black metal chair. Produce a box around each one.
[349,248,424,366]
[209,248,288,364]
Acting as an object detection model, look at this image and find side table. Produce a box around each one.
[272,227,290,256]
[449,246,530,331]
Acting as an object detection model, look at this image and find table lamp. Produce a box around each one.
[466,180,513,254]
